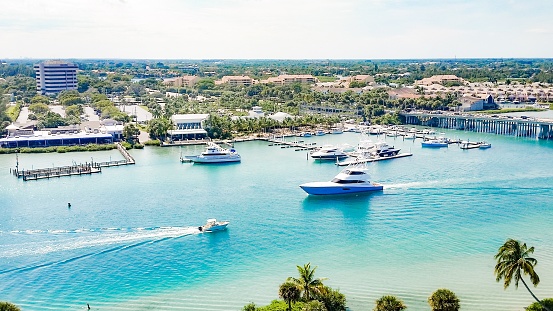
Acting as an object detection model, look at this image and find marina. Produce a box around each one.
[1,131,553,311]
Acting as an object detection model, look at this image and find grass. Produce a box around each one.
[316,76,337,82]
[0,144,117,154]
[6,103,21,122]
[477,107,544,114]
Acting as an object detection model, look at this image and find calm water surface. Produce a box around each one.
[1,130,553,311]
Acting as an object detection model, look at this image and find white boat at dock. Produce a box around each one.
[299,164,383,195]
[199,219,229,232]
[310,145,348,160]
[184,142,241,163]
[421,137,449,148]
[337,152,413,166]
[479,142,492,149]
[460,141,480,150]
[331,127,344,134]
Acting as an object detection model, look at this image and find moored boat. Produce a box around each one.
[421,137,449,148]
[310,145,348,160]
[185,142,241,163]
[479,142,492,149]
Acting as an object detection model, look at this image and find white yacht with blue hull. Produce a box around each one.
[300,165,383,195]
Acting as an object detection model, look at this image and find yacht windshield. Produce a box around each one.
[331,178,366,184]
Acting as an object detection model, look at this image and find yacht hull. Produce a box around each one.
[300,182,383,195]
[188,155,241,163]
[421,142,448,148]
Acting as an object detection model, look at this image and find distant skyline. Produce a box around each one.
[1,0,552,60]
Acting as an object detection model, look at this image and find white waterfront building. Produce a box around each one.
[34,60,78,95]
[168,114,209,141]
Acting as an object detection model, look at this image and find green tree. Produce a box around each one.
[0,301,21,311]
[495,239,550,311]
[28,102,50,115]
[65,104,84,119]
[123,123,140,142]
[302,300,327,311]
[242,302,257,311]
[527,298,553,311]
[31,95,50,104]
[148,118,172,140]
[280,282,301,311]
[316,286,346,311]
[374,295,406,311]
[428,289,460,311]
[287,263,326,301]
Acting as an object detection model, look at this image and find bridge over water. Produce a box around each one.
[401,112,553,140]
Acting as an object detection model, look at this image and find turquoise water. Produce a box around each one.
[1,131,553,311]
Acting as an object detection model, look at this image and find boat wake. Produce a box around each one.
[0,226,200,260]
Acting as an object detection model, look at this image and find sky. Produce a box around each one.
[1,0,552,59]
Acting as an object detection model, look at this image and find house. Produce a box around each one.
[163,76,200,87]
[264,75,318,85]
[459,94,495,111]
[350,75,375,84]
[99,119,124,141]
[416,75,466,86]
[220,76,255,86]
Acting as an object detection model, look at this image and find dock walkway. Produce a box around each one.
[267,138,319,151]
[336,153,413,166]
[13,142,136,181]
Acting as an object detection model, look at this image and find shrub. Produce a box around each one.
[526,298,553,311]
[428,289,460,311]
[121,141,132,150]
[255,300,305,311]
[133,143,144,149]
[144,139,161,146]
[0,301,21,311]
[374,295,406,311]
[317,287,346,311]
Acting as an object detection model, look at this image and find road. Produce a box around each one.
[120,105,152,123]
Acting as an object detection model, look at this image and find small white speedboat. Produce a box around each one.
[299,165,383,195]
[199,219,229,232]
[479,142,492,149]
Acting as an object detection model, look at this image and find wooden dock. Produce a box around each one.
[14,165,102,181]
[267,138,319,151]
[336,153,413,166]
[12,142,136,181]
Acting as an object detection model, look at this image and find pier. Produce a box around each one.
[13,165,102,181]
[401,112,553,139]
[267,138,319,151]
[12,142,136,181]
[336,153,413,166]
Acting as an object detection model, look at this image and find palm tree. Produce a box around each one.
[279,281,301,311]
[287,262,326,301]
[428,289,460,311]
[0,301,21,311]
[374,295,407,311]
[495,239,551,311]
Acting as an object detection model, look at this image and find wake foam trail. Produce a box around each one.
[0,226,200,259]
[0,227,199,275]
